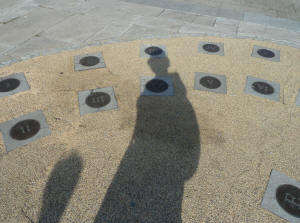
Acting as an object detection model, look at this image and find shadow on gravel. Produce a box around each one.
[94,57,201,223]
[38,152,83,223]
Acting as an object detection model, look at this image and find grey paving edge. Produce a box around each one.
[1,32,300,68]
[261,170,300,223]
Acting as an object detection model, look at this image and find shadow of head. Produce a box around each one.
[147,57,170,76]
[38,152,83,223]
[147,57,186,95]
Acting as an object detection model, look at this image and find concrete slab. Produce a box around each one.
[261,170,300,223]
[0,7,72,46]
[0,73,30,98]
[41,13,109,44]
[120,24,178,41]
[0,110,51,152]
[140,76,173,96]
[244,76,280,102]
[159,9,198,23]
[192,15,216,26]
[74,52,106,71]
[194,72,227,94]
[78,87,118,115]
[251,45,280,62]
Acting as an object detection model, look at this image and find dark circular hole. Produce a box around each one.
[202,44,220,53]
[10,119,41,140]
[79,56,100,67]
[276,184,300,218]
[200,76,221,89]
[144,46,163,56]
[146,79,169,93]
[0,78,21,92]
[85,92,111,108]
[252,82,274,95]
[257,49,275,58]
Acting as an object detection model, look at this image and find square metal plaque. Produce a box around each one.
[0,110,51,152]
[0,73,30,98]
[252,45,280,62]
[74,52,106,71]
[140,44,167,58]
[245,76,280,101]
[140,76,173,96]
[194,72,227,94]
[261,170,300,223]
[78,87,118,115]
[198,41,224,56]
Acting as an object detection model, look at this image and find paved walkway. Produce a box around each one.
[1,0,300,67]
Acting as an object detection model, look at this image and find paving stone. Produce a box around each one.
[262,26,300,44]
[86,21,133,44]
[261,170,300,223]
[0,73,30,98]
[251,45,280,62]
[121,24,178,41]
[5,36,73,58]
[159,9,198,23]
[217,7,244,21]
[194,72,227,94]
[244,75,280,102]
[140,76,174,96]
[0,110,51,152]
[0,7,72,46]
[74,52,106,71]
[244,12,271,25]
[0,0,37,23]
[78,87,118,115]
[192,15,216,26]
[269,17,300,32]
[132,15,185,31]
[41,13,109,44]
[237,21,266,38]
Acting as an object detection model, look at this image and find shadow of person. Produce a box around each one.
[38,152,83,223]
[94,57,201,223]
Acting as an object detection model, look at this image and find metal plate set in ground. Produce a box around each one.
[0,110,51,152]
[245,76,280,101]
[140,76,173,96]
[0,73,30,98]
[78,87,118,115]
[261,170,300,222]
[194,72,227,94]
[74,52,106,71]
[198,42,224,56]
[140,44,167,58]
[252,45,280,62]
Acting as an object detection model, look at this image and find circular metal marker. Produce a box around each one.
[202,44,220,53]
[200,76,221,89]
[79,56,100,67]
[276,184,300,218]
[85,92,111,108]
[252,82,274,95]
[0,78,21,92]
[257,49,275,58]
[144,46,163,56]
[10,119,41,140]
[145,79,169,93]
